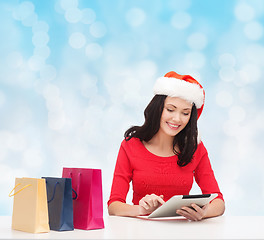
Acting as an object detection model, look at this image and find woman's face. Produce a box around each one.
[159,96,192,137]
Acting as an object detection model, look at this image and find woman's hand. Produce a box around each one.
[176,203,209,221]
[138,194,165,215]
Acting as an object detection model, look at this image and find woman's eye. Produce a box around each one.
[167,108,173,112]
[183,112,190,116]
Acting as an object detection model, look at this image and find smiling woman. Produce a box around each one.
[107,71,225,221]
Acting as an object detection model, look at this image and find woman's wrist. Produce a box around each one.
[137,205,145,216]
[108,201,145,217]
[126,204,145,217]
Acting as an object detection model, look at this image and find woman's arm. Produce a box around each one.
[108,194,165,217]
[108,201,142,217]
[204,198,225,218]
[192,143,225,220]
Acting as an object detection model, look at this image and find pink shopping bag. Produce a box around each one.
[62,168,104,230]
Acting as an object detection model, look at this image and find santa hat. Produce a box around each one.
[153,71,205,119]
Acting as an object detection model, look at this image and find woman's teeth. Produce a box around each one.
[168,123,180,129]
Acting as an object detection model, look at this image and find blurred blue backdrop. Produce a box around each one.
[0,0,264,216]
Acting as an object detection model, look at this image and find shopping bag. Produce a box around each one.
[9,178,50,233]
[42,177,74,231]
[62,168,104,230]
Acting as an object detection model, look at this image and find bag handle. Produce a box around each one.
[47,181,59,203]
[47,180,78,202]
[68,172,81,200]
[9,183,31,197]
[72,188,77,200]
[76,172,81,199]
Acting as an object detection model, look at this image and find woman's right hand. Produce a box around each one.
[138,194,165,215]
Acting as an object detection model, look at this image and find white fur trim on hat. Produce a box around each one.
[153,77,204,108]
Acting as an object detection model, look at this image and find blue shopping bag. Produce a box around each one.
[42,177,74,231]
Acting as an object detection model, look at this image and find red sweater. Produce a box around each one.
[108,137,223,206]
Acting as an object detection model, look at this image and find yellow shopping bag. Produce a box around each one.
[9,178,50,233]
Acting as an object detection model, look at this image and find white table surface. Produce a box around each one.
[1,215,264,239]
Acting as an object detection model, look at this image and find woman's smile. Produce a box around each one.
[167,122,180,130]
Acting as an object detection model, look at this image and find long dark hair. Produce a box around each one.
[124,95,198,167]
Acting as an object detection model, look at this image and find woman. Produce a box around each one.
[107,71,225,221]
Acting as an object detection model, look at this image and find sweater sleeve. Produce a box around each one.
[107,141,133,206]
[194,143,224,201]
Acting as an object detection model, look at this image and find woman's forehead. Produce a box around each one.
[165,96,192,108]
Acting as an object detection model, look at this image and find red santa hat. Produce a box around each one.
[153,71,205,119]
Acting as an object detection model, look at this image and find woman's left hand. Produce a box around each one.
[176,203,209,221]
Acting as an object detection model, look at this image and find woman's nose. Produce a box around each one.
[172,113,181,122]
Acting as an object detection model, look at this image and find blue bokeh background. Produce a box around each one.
[0,0,264,216]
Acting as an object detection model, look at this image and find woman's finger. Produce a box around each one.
[182,207,199,221]
[202,203,209,210]
[153,197,164,207]
[180,206,202,221]
[147,194,164,207]
[191,204,203,215]
[153,194,165,205]
[191,203,208,219]
[139,199,150,210]
[139,194,165,211]
[176,209,196,221]
[147,199,155,208]
[140,197,155,209]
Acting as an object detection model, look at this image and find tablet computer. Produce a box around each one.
[147,193,218,218]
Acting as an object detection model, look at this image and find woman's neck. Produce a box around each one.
[144,130,176,157]
[150,131,173,147]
